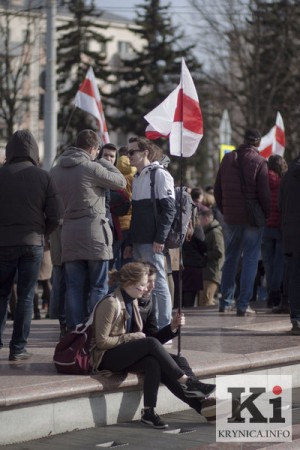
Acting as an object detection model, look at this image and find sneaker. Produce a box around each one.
[181,378,216,398]
[141,408,168,429]
[237,306,256,316]
[9,350,33,361]
[219,305,232,313]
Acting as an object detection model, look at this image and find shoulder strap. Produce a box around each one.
[236,151,247,194]
[150,167,159,220]
[79,294,112,331]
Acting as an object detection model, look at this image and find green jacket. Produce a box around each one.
[202,219,225,284]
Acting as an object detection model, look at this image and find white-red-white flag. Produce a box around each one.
[74,67,110,144]
[259,112,285,159]
[144,58,203,157]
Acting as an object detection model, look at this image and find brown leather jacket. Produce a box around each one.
[90,288,143,372]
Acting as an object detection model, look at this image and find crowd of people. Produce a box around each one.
[0,125,297,427]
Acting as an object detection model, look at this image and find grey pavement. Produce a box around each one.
[1,300,300,449]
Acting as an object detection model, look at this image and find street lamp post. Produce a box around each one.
[43,0,57,171]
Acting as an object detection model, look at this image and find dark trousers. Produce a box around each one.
[164,354,202,413]
[0,245,43,353]
[100,337,184,407]
[284,252,300,326]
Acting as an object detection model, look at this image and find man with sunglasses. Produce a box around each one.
[124,136,175,329]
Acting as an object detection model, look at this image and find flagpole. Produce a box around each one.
[60,106,76,149]
[177,59,184,358]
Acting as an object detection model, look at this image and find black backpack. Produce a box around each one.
[150,167,193,249]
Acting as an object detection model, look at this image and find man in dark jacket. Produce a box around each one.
[0,130,62,360]
[279,158,300,334]
[214,129,270,316]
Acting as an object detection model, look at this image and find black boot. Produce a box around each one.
[272,301,290,314]
[267,290,281,308]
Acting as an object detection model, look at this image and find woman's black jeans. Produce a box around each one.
[99,337,185,407]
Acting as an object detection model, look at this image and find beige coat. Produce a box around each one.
[90,288,143,372]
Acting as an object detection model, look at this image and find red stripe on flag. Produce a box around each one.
[79,79,95,98]
[173,89,203,134]
[146,130,169,140]
[260,145,272,159]
[173,88,183,122]
[276,126,285,147]
[183,92,203,134]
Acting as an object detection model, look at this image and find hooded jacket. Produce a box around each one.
[130,162,176,244]
[51,147,126,262]
[116,155,136,231]
[279,158,300,254]
[214,144,271,225]
[0,130,61,246]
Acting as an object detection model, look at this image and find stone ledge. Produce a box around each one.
[2,345,300,410]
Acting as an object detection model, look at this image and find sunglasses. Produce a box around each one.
[127,149,143,157]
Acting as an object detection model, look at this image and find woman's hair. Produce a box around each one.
[268,154,288,177]
[108,262,149,288]
[141,261,157,276]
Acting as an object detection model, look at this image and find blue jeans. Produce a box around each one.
[133,243,172,329]
[284,253,300,327]
[0,245,43,354]
[261,227,284,292]
[65,259,109,330]
[49,265,66,326]
[220,224,263,311]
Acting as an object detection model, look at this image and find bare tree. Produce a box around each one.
[189,0,300,160]
[0,2,41,139]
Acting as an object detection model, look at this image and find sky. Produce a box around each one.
[98,1,194,25]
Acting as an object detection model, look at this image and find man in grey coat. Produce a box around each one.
[51,130,126,330]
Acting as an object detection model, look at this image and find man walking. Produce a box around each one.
[51,130,126,330]
[214,129,270,316]
[0,130,61,360]
[124,136,175,329]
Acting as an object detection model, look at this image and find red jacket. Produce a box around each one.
[266,170,281,228]
[214,144,271,225]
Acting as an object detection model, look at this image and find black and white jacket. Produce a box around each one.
[130,162,175,244]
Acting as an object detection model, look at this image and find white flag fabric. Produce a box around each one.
[74,67,110,144]
[144,58,203,157]
[259,112,285,159]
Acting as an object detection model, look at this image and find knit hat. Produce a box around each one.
[244,129,261,143]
